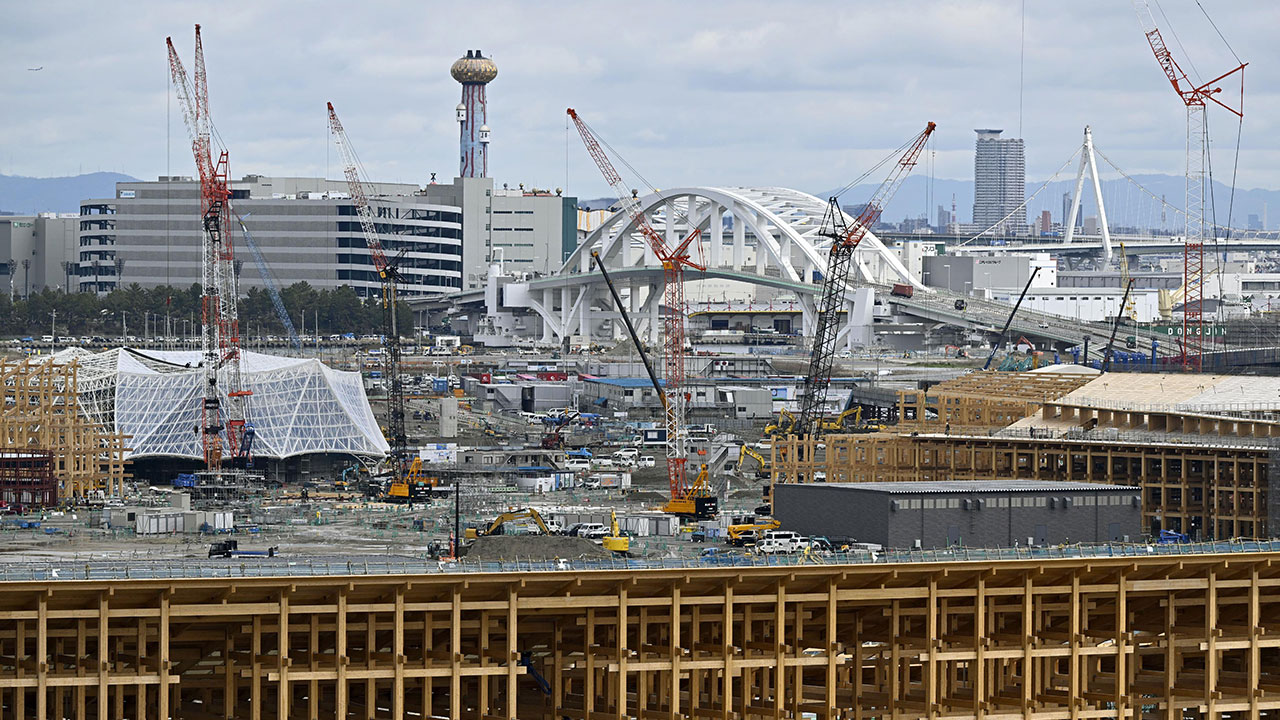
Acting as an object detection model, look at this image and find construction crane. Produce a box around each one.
[592,250,715,519]
[1117,242,1139,323]
[1132,0,1245,371]
[234,214,303,351]
[983,266,1041,371]
[327,102,408,481]
[796,122,935,437]
[570,109,710,519]
[166,25,251,474]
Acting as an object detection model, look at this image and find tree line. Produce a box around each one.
[0,282,415,339]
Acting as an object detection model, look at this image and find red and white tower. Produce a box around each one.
[451,50,497,178]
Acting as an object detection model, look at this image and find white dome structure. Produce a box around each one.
[52,348,388,461]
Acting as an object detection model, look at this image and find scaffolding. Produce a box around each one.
[0,358,128,502]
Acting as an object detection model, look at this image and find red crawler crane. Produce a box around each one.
[167,25,250,472]
[567,108,714,519]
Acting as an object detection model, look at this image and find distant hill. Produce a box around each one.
[0,172,136,215]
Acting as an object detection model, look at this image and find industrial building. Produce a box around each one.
[773,369,1280,540]
[773,480,1142,548]
[0,213,79,297]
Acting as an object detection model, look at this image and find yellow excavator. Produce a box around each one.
[602,510,630,555]
[820,406,886,434]
[726,518,779,547]
[465,507,554,540]
[764,408,797,437]
[386,457,435,502]
[737,444,770,478]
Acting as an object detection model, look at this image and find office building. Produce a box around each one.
[0,214,79,298]
[973,129,1026,233]
[77,176,462,296]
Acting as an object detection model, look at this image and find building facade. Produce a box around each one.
[77,176,462,296]
[973,129,1026,233]
[0,214,79,298]
[416,177,578,290]
[774,481,1142,548]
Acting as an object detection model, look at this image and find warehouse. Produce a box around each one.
[773,480,1141,548]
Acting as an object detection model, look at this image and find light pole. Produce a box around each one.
[92,259,101,296]
[21,259,31,299]
[113,256,125,292]
[61,261,74,294]
[6,258,13,301]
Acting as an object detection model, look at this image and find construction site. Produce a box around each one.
[5,5,1280,718]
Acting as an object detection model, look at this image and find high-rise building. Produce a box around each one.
[936,204,951,230]
[1039,210,1052,235]
[973,129,1025,233]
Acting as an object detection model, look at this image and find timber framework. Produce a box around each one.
[1,550,1279,719]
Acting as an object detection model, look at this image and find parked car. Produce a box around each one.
[571,523,609,540]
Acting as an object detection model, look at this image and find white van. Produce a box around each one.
[760,530,807,553]
[566,458,591,472]
[638,456,656,468]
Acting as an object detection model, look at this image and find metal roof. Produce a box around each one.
[797,480,1134,495]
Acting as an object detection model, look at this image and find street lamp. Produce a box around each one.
[92,259,101,296]
[6,258,13,301]
[21,259,31,299]
[61,261,74,294]
[113,256,125,291]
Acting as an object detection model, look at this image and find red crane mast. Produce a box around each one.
[167,25,249,472]
[567,108,709,515]
[1132,0,1245,371]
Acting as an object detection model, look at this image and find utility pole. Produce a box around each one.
[50,309,56,341]
[22,259,31,299]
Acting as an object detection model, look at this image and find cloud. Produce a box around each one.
[0,0,1275,198]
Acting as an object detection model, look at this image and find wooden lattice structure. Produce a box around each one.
[897,371,1095,432]
[0,358,128,502]
[772,431,1273,539]
[1,551,1280,719]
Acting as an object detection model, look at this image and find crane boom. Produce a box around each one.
[568,108,707,511]
[1131,0,1244,371]
[167,25,249,472]
[797,123,935,437]
[235,215,303,351]
[327,102,407,479]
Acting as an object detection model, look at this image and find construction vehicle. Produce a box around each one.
[736,444,770,479]
[726,518,780,547]
[465,507,555,540]
[1117,242,1139,322]
[763,408,796,437]
[795,123,936,439]
[571,110,713,521]
[208,540,278,559]
[590,250,716,520]
[540,410,579,449]
[385,457,435,503]
[167,26,252,476]
[819,405,885,434]
[1133,0,1245,371]
[601,510,630,555]
[983,266,1041,371]
[328,102,410,483]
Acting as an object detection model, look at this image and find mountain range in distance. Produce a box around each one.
[5,171,1279,233]
[1,172,137,215]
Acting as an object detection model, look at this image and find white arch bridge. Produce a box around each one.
[505,186,923,346]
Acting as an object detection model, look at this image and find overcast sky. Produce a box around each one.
[2,1,1275,199]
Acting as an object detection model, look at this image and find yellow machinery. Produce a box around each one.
[465,507,554,540]
[661,464,715,519]
[737,444,769,478]
[819,406,887,434]
[601,510,630,555]
[1118,242,1139,322]
[385,457,435,502]
[726,519,779,547]
[764,408,796,437]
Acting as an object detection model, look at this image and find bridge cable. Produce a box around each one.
[956,147,1079,246]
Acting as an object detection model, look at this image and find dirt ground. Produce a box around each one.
[461,534,610,561]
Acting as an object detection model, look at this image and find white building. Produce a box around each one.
[989,287,1161,323]
[973,129,1026,233]
[0,213,79,297]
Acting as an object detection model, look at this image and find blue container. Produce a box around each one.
[432,378,449,393]
[173,473,197,488]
